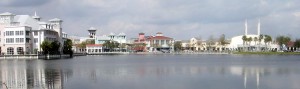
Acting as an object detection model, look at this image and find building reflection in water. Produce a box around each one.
[0,60,72,89]
[84,64,299,89]
[0,59,299,89]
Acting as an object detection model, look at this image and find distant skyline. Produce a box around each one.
[1,0,300,40]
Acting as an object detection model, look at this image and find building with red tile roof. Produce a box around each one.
[132,32,174,52]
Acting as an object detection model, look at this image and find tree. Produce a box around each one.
[248,37,252,45]
[86,39,95,44]
[242,35,247,45]
[41,40,51,54]
[264,35,272,45]
[63,39,73,54]
[294,39,300,50]
[254,37,258,45]
[276,35,290,46]
[207,35,215,50]
[50,41,60,54]
[258,34,264,45]
[103,41,119,52]
[174,41,182,52]
[219,34,227,46]
[78,41,87,49]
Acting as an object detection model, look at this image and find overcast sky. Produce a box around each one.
[1,0,299,40]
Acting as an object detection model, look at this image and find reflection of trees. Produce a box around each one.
[44,69,62,89]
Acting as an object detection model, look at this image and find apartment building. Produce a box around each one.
[0,12,64,55]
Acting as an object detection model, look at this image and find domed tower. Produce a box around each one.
[88,27,97,38]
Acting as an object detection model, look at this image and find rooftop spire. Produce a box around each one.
[257,19,261,35]
[32,11,41,21]
[245,19,248,35]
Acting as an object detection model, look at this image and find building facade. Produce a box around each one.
[0,12,64,55]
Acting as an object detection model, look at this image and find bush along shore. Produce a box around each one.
[233,51,300,55]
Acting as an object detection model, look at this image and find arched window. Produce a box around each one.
[7,47,14,55]
[17,47,24,54]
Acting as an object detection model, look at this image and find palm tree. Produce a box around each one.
[242,35,247,45]
[258,34,264,45]
[264,35,272,45]
[248,37,253,45]
[254,37,258,45]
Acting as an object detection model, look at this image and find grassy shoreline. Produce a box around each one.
[233,52,300,55]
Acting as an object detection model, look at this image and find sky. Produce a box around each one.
[0,0,300,40]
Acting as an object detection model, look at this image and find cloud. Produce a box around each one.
[0,0,51,7]
[0,0,300,40]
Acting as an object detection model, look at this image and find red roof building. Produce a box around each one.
[132,32,174,52]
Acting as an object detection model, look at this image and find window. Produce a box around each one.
[34,38,38,43]
[15,31,19,35]
[155,40,159,44]
[7,47,14,55]
[6,38,14,43]
[26,38,30,43]
[5,31,14,36]
[17,47,24,54]
[161,40,165,45]
[20,31,24,35]
[26,31,30,36]
[34,31,38,36]
[16,38,19,43]
[16,38,24,43]
[16,31,24,35]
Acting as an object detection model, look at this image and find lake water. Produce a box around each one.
[0,54,300,89]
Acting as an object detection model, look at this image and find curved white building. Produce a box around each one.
[228,19,278,51]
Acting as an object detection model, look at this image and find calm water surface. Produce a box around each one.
[1,54,300,89]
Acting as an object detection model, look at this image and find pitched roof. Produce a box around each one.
[0,12,15,16]
[49,18,62,22]
[118,32,126,36]
[13,15,40,30]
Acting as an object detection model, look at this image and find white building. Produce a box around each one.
[0,12,64,55]
[228,19,278,51]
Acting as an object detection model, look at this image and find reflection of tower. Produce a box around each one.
[243,68,261,89]
[88,27,97,38]
[256,70,260,89]
[244,72,247,89]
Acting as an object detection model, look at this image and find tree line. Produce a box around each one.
[40,39,73,55]
[173,34,300,52]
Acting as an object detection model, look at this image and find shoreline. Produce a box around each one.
[233,52,300,55]
[1,51,300,59]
